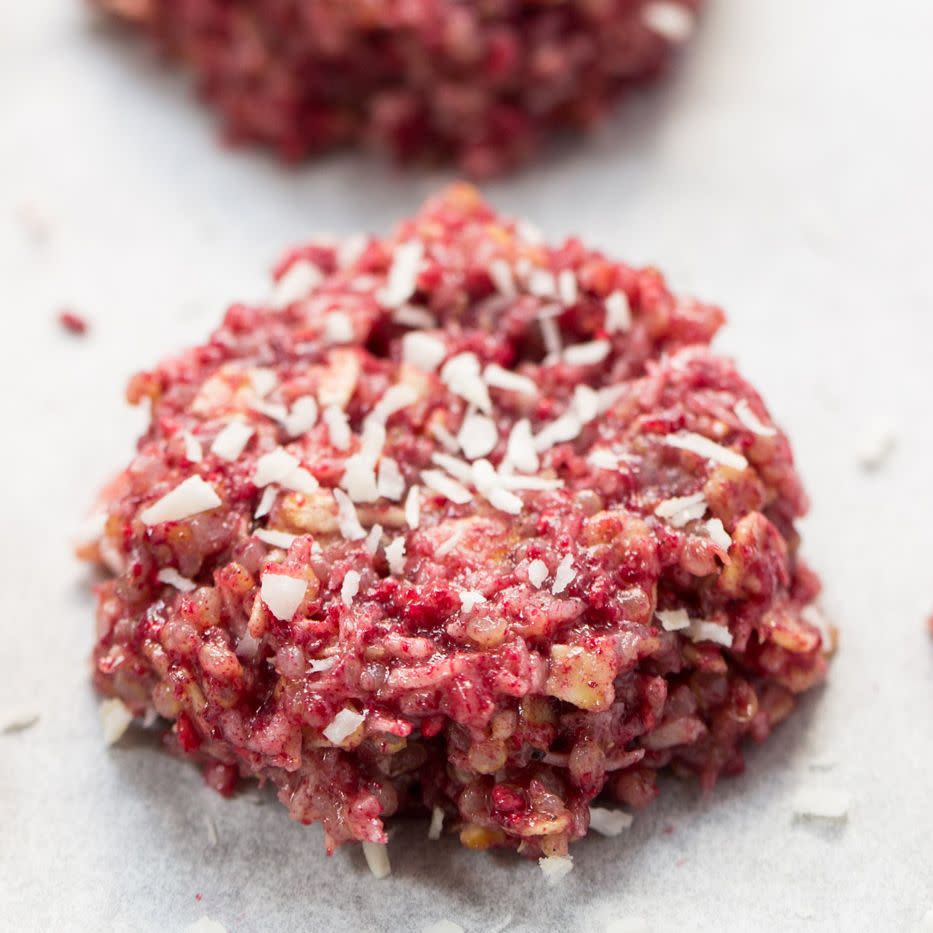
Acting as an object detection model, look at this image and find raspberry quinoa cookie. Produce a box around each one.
[83,185,831,874]
[93,0,701,176]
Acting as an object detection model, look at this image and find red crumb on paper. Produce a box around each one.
[83,185,830,859]
[58,310,89,335]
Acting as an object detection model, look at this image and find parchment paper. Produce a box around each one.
[2,2,932,930]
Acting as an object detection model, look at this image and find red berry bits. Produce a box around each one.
[84,186,831,871]
[58,309,88,335]
[93,0,703,175]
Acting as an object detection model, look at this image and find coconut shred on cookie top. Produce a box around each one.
[82,185,832,874]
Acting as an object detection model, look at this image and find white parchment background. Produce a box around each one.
[2,2,932,930]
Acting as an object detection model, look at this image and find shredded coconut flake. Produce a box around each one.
[260,573,307,621]
[792,786,850,821]
[429,422,460,454]
[341,570,361,606]
[182,432,203,463]
[516,220,544,244]
[856,420,897,470]
[471,459,527,514]
[140,476,222,525]
[404,485,421,529]
[440,352,492,414]
[458,590,487,613]
[364,523,383,556]
[457,412,498,460]
[486,485,523,515]
[528,269,556,298]
[362,841,391,879]
[665,432,749,471]
[421,469,473,505]
[496,473,563,492]
[324,707,365,746]
[254,529,298,548]
[488,258,517,297]
[657,608,690,632]
[203,814,218,847]
[249,399,289,423]
[385,538,406,575]
[642,0,695,42]
[589,806,634,836]
[322,405,351,450]
[572,385,600,424]
[528,559,549,589]
[687,619,733,647]
[393,304,437,329]
[605,290,632,333]
[528,268,557,299]
[100,698,133,746]
[341,454,380,504]
[588,449,619,470]
[432,452,474,485]
[563,339,611,367]
[505,419,540,473]
[428,805,446,840]
[377,458,406,501]
[372,384,419,424]
[734,399,777,437]
[333,488,367,541]
[539,315,563,359]
[254,485,278,519]
[281,466,319,494]
[705,518,732,552]
[283,396,318,437]
[211,420,254,461]
[337,233,367,268]
[402,332,447,372]
[378,240,424,309]
[157,567,197,592]
[324,311,354,345]
[248,368,278,399]
[360,419,388,460]
[254,448,299,487]
[235,631,261,660]
[534,411,583,453]
[654,492,707,528]
[551,554,577,595]
[271,259,321,309]
[1,708,40,734]
[597,383,626,414]
[538,855,573,885]
[482,364,537,397]
[557,269,579,306]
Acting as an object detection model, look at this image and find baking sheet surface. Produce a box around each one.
[2,2,932,930]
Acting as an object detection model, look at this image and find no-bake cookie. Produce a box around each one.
[84,186,830,866]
